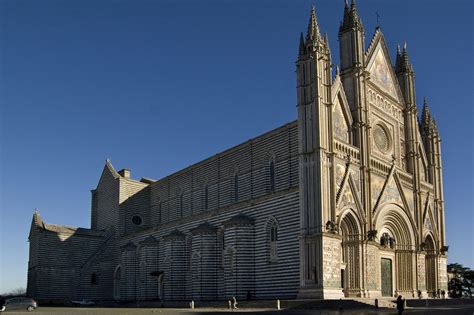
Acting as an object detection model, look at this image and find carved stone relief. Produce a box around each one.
[336,163,346,192]
[366,245,378,290]
[322,237,341,288]
[402,186,414,213]
[378,177,404,207]
[333,97,349,142]
[438,257,448,290]
[417,254,426,291]
[368,89,402,121]
[371,175,385,207]
[424,216,433,233]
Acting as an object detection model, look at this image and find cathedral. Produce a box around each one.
[27,2,448,302]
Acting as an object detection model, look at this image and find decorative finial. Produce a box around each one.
[306,4,321,41]
[299,32,305,56]
[403,41,407,52]
[397,44,401,55]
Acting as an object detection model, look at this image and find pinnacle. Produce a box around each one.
[395,41,413,74]
[306,5,321,42]
[421,97,431,127]
[299,32,306,56]
[339,0,364,34]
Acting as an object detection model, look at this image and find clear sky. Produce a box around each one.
[0,0,472,294]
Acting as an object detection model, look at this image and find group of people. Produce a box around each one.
[417,289,446,299]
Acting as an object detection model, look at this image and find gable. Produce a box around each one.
[377,174,404,208]
[365,29,405,104]
[367,43,398,100]
[333,96,350,142]
[96,160,119,190]
[332,76,353,143]
[337,173,364,218]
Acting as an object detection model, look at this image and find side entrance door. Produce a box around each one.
[381,258,393,297]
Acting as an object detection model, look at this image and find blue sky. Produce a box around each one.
[0,0,472,293]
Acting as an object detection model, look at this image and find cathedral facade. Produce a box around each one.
[27,2,447,302]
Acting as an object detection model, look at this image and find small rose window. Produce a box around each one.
[131,215,143,226]
[373,124,391,153]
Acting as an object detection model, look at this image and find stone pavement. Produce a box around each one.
[3,305,474,315]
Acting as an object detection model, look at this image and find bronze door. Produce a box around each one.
[381,258,392,297]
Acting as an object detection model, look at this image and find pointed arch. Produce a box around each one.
[265,216,280,263]
[422,203,439,244]
[332,77,353,143]
[266,153,276,192]
[337,208,363,238]
[113,265,122,300]
[424,233,437,294]
[233,171,239,202]
[338,209,362,297]
[202,182,209,211]
[374,203,416,248]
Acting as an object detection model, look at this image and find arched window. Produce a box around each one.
[269,160,275,192]
[179,193,183,218]
[113,266,121,300]
[158,201,162,224]
[91,273,98,285]
[140,261,146,282]
[203,185,209,210]
[233,173,239,202]
[266,218,279,263]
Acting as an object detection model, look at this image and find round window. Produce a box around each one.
[131,215,143,226]
[373,124,391,153]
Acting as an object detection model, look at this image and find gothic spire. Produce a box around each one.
[421,97,431,127]
[339,0,364,34]
[395,42,413,75]
[299,32,306,56]
[306,5,321,42]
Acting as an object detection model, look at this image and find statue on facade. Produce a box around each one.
[367,230,377,241]
[326,221,339,233]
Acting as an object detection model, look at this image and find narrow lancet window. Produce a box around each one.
[234,174,239,202]
[269,160,275,192]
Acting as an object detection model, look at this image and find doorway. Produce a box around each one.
[381,258,392,297]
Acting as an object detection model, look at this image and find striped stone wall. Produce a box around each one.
[140,121,298,236]
[117,189,300,301]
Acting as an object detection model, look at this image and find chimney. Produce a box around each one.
[118,169,131,178]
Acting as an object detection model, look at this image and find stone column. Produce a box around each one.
[223,213,255,300]
[162,229,186,301]
[190,222,218,301]
[138,236,159,301]
[120,242,137,301]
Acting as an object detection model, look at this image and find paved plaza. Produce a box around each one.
[3,305,474,315]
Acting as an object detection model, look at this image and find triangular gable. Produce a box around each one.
[95,159,120,190]
[422,194,439,239]
[423,214,434,234]
[372,166,412,213]
[29,211,44,240]
[365,30,403,103]
[332,76,353,143]
[376,172,404,208]
[337,173,364,220]
[402,185,415,214]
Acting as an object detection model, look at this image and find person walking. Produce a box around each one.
[232,296,239,310]
[396,295,405,315]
